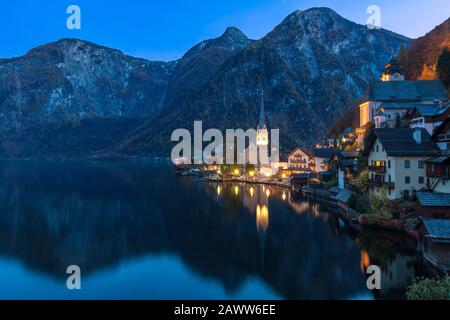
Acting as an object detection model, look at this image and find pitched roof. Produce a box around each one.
[416,192,450,207]
[366,128,441,157]
[424,156,450,165]
[288,147,312,158]
[340,151,359,158]
[379,102,424,110]
[369,80,448,101]
[416,217,450,242]
[432,117,450,139]
[312,147,337,159]
[413,105,449,117]
[336,189,352,203]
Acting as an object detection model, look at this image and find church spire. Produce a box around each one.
[256,89,269,147]
[258,90,266,129]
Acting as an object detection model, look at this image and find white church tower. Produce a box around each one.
[256,91,269,146]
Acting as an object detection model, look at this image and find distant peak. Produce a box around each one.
[288,7,341,20]
[25,38,124,58]
[221,26,249,40]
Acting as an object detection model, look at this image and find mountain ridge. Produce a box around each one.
[0,7,413,157]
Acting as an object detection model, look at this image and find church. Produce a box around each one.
[245,91,282,176]
[356,58,448,147]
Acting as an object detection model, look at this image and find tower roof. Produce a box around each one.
[258,90,266,128]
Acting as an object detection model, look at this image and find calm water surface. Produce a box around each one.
[0,160,429,299]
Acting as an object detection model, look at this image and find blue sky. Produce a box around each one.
[1,0,449,61]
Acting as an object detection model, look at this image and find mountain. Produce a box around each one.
[108,7,409,156]
[0,39,176,131]
[330,16,450,137]
[162,27,254,110]
[399,17,450,80]
[0,7,411,158]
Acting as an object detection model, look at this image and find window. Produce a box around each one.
[419,177,424,184]
[404,190,410,199]
[376,145,379,152]
[418,160,424,169]
[388,174,391,182]
[405,160,411,169]
[405,176,411,184]
[388,160,391,169]
[432,164,436,173]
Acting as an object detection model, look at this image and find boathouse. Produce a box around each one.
[415,217,450,272]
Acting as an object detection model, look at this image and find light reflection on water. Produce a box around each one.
[0,160,430,300]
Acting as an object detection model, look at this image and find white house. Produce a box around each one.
[363,128,441,200]
[356,59,447,146]
[287,147,312,171]
[311,148,336,173]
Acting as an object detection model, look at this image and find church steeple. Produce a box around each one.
[258,90,266,130]
[256,90,269,146]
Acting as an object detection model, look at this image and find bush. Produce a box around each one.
[406,277,450,300]
[352,170,369,194]
[369,187,392,221]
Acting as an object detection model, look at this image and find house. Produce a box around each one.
[373,102,425,128]
[359,80,448,129]
[356,58,448,145]
[407,104,449,135]
[416,192,450,218]
[311,148,337,173]
[415,217,450,272]
[362,128,441,200]
[381,58,405,82]
[424,156,450,193]
[423,118,450,193]
[290,173,314,188]
[329,150,359,189]
[432,117,450,155]
[287,147,313,172]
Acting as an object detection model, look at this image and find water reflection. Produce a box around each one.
[256,205,269,233]
[0,160,430,300]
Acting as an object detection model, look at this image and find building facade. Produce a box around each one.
[364,128,441,200]
[287,148,312,171]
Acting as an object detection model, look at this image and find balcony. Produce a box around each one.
[368,165,386,174]
[369,179,395,189]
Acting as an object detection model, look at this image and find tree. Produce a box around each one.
[437,48,450,89]
[369,187,392,221]
[352,170,370,194]
[397,44,410,79]
[407,277,450,300]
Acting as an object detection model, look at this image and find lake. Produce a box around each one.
[0,160,429,300]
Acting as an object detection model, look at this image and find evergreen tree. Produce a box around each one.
[437,48,450,89]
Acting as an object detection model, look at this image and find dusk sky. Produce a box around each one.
[2,0,449,61]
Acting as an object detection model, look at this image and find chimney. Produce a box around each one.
[413,128,422,144]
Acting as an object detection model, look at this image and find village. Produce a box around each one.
[175,57,450,275]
